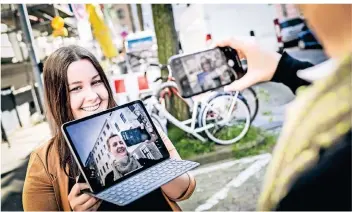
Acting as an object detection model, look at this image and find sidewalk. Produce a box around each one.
[1,122,51,176]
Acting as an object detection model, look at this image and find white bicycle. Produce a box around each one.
[140,63,251,145]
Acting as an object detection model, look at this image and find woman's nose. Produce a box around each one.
[84,87,99,102]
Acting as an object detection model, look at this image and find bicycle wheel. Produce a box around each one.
[241,87,259,122]
[201,95,250,145]
[151,114,168,134]
[205,88,259,123]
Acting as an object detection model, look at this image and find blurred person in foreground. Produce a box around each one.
[218,4,351,211]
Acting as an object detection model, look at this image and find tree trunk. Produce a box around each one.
[151,4,189,121]
[137,4,144,31]
[127,4,136,32]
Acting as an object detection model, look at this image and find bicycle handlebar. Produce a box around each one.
[153,76,169,82]
[149,63,160,67]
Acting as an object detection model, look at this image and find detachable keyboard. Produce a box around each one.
[96,159,199,206]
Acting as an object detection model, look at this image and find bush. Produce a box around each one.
[232,127,278,159]
[174,138,215,159]
[216,124,260,142]
[167,125,214,159]
[167,124,278,159]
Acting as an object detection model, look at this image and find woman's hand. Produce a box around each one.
[217,37,282,91]
[68,182,102,211]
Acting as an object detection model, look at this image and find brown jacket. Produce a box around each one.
[22,131,196,211]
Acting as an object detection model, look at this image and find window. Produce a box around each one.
[103,166,106,173]
[141,146,154,159]
[108,154,110,159]
[133,153,139,160]
[103,131,106,136]
[120,114,126,123]
[115,123,119,131]
[100,137,103,142]
[96,158,98,163]
[117,8,125,20]
[100,170,103,175]
[104,144,106,149]
[98,154,101,160]
[106,124,110,129]
[106,162,109,169]
[101,149,103,155]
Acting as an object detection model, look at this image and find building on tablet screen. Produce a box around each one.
[84,103,163,186]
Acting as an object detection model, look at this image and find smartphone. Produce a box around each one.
[168,47,244,98]
[120,127,151,147]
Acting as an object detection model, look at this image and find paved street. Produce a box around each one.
[1,122,51,211]
[179,154,271,211]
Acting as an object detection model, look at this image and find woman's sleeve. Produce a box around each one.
[157,128,197,201]
[271,52,314,94]
[23,153,59,211]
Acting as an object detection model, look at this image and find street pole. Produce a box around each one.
[137,4,144,31]
[1,122,10,148]
[127,4,136,33]
[18,4,45,117]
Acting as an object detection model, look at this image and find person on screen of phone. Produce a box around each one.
[22,45,196,211]
[217,4,351,211]
[198,56,221,90]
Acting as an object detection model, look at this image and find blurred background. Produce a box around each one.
[1,4,328,211]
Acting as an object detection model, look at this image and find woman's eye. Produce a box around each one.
[70,87,82,92]
[92,80,103,85]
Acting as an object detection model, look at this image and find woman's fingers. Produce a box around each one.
[68,183,97,211]
[216,38,244,50]
[88,200,103,211]
[72,193,92,207]
[80,197,100,211]
[224,71,258,91]
[69,183,90,200]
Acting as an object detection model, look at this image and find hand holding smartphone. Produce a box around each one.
[168,46,245,98]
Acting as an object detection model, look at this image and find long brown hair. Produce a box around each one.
[43,45,117,178]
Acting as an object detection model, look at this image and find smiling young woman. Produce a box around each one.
[22,45,196,211]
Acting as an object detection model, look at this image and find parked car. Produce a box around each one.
[298,26,323,49]
[280,17,305,47]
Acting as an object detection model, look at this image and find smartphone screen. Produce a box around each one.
[121,127,151,147]
[169,47,244,98]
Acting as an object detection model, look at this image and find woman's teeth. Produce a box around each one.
[117,147,125,153]
[82,103,100,112]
